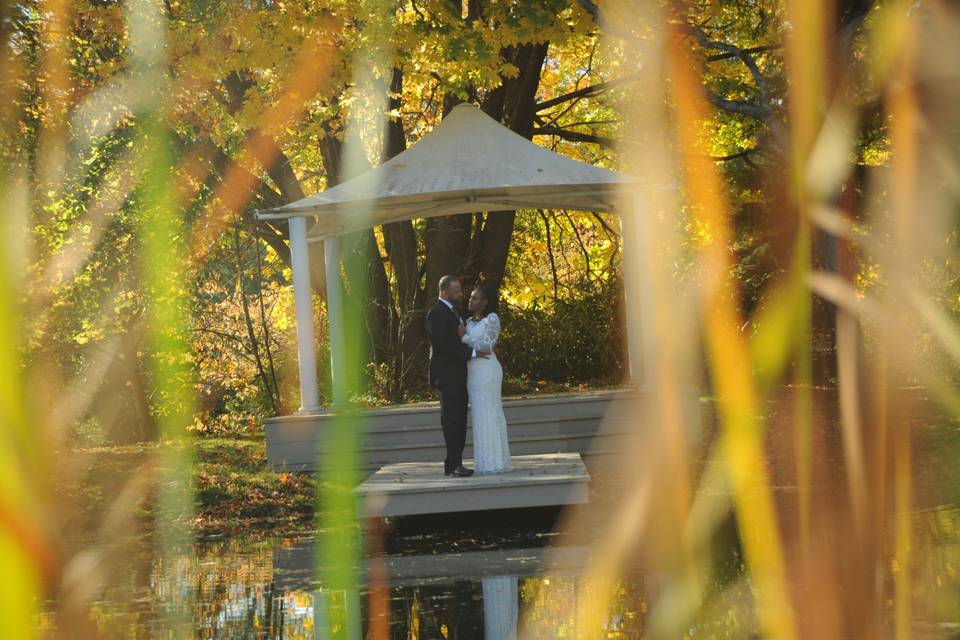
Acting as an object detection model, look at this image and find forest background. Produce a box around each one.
[5,0,943,449]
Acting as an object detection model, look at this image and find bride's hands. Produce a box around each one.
[458,325,467,338]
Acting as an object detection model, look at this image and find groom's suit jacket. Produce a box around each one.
[426,300,472,387]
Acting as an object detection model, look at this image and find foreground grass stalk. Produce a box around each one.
[140,116,196,633]
[668,28,797,640]
[129,0,196,631]
[887,11,918,638]
[316,6,392,636]
[784,0,828,563]
[0,183,41,639]
[893,419,912,640]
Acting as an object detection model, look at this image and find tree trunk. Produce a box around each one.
[340,228,394,364]
[319,115,397,368]
[381,67,428,396]
[476,41,550,289]
[421,91,478,295]
[424,214,473,296]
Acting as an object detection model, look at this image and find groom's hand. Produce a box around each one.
[458,325,466,338]
[476,350,491,359]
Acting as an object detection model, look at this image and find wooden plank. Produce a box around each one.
[376,545,589,586]
[356,453,590,518]
[264,387,704,472]
[266,389,633,438]
[267,431,638,473]
[273,542,590,591]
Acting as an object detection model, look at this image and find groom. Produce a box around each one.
[427,275,487,477]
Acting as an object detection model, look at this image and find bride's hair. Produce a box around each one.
[476,284,499,317]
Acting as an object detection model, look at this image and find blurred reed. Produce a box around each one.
[4,0,960,637]
[1,0,339,636]
[314,4,393,639]
[521,1,960,639]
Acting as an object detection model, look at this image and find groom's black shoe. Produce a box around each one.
[448,464,474,477]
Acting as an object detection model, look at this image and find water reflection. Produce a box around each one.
[46,534,582,638]
[482,576,519,640]
[40,504,960,638]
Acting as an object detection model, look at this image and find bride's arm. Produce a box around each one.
[471,314,500,352]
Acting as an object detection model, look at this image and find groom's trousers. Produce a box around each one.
[437,382,468,470]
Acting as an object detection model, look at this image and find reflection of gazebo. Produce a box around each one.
[256,104,699,472]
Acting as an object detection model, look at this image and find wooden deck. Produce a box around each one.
[372,545,589,586]
[355,453,590,518]
[273,541,590,591]
[264,387,704,474]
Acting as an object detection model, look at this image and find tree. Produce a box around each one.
[5,0,892,440]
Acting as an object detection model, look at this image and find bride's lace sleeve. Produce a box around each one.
[462,313,500,352]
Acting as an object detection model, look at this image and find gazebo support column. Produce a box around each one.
[323,236,349,408]
[620,192,659,387]
[289,216,322,414]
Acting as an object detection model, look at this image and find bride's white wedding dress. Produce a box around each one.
[462,313,512,474]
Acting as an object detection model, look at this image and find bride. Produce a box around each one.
[458,285,512,474]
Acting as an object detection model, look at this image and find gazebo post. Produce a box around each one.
[620,192,658,387]
[323,236,349,408]
[288,216,322,413]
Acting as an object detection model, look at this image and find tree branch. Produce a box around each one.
[590,212,620,240]
[706,44,781,62]
[709,147,760,162]
[563,210,594,283]
[532,125,621,149]
[684,24,773,121]
[535,73,641,112]
[705,92,771,120]
[538,210,559,299]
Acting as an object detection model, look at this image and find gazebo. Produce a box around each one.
[255,104,700,472]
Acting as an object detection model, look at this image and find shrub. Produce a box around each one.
[498,278,625,386]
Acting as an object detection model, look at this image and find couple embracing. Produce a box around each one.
[427,275,512,478]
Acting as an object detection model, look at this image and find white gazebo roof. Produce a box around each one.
[255,103,637,238]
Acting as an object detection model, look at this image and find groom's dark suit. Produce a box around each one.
[427,299,473,473]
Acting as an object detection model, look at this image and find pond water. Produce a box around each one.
[41,504,960,638]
